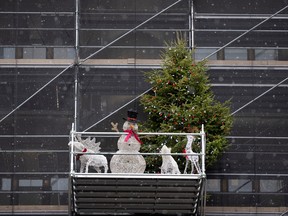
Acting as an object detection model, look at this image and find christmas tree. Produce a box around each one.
[140,38,233,173]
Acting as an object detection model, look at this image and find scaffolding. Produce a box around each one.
[1,1,288,215]
[68,123,207,215]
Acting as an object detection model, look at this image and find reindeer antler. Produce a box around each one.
[82,137,101,152]
[76,134,82,142]
[111,122,119,132]
[76,134,101,152]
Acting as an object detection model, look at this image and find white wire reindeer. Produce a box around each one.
[183,135,201,174]
[160,145,181,174]
[68,136,108,173]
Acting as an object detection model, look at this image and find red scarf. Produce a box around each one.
[124,129,142,144]
[183,149,189,159]
[76,148,87,160]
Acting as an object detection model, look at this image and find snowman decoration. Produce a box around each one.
[110,109,146,173]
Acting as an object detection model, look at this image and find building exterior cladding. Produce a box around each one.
[0,0,288,215]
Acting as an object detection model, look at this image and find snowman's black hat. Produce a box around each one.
[123,109,139,123]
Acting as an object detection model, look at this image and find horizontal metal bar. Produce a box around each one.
[79,45,166,48]
[198,46,288,49]
[0,172,69,175]
[195,29,288,33]
[80,12,187,16]
[71,172,205,179]
[0,135,69,138]
[208,192,288,195]
[0,11,74,15]
[0,65,74,69]
[211,83,288,88]
[71,152,202,156]
[0,28,74,30]
[226,136,288,139]
[5,63,287,70]
[195,13,288,19]
[0,191,68,194]
[1,45,287,49]
[74,131,203,136]
[0,150,68,153]
[208,66,288,70]
[79,28,188,31]
[77,64,162,69]
[222,152,288,156]
[0,45,74,48]
[207,173,288,177]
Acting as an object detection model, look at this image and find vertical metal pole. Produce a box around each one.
[68,123,75,216]
[74,0,80,131]
[190,0,194,49]
[200,125,206,215]
[75,0,79,62]
[70,123,75,173]
[200,178,207,216]
[188,0,192,49]
[201,124,206,176]
[69,0,79,214]
[74,67,79,131]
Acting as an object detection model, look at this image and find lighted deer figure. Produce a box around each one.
[68,136,108,173]
[183,134,201,174]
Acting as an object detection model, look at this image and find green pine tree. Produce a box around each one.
[139,38,233,173]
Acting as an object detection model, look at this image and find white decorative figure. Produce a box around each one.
[183,135,201,174]
[68,137,108,173]
[110,109,146,173]
[160,145,181,174]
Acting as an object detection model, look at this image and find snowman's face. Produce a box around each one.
[123,121,138,132]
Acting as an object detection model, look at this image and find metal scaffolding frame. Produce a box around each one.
[0,0,184,127]
[0,2,287,215]
[82,3,288,130]
[0,1,288,130]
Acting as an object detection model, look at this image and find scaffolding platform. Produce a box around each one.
[68,126,207,215]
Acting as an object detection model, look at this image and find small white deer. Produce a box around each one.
[183,135,201,174]
[160,145,181,174]
[68,138,108,173]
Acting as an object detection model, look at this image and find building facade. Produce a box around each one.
[0,0,288,215]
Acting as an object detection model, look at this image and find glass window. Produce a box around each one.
[225,48,247,60]
[207,179,221,192]
[228,179,252,192]
[194,48,217,60]
[23,47,46,59]
[260,179,284,193]
[54,48,75,59]
[1,178,11,190]
[19,179,42,187]
[51,177,68,191]
[255,49,278,60]
[3,48,15,59]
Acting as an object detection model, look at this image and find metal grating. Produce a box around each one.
[71,175,204,215]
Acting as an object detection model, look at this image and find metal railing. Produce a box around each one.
[69,123,206,177]
[68,123,207,215]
